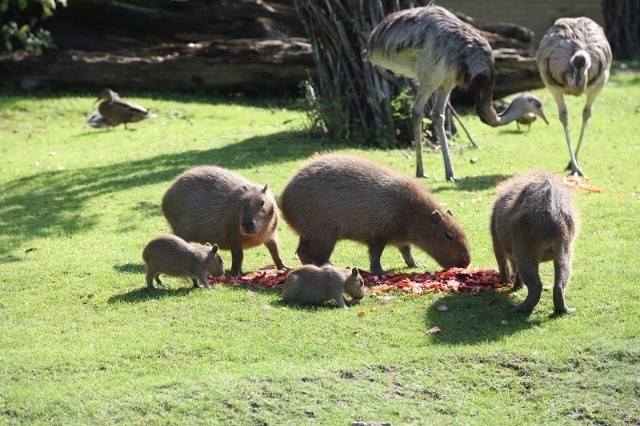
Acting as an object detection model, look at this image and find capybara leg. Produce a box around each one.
[264,238,286,269]
[192,278,200,288]
[398,244,419,268]
[230,246,244,276]
[146,271,156,290]
[512,270,523,291]
[510,259,523,290]
[335,293,348,309]
[296,239,313,264]
[309,237,336,266]
[198,272,212,290]
[553,248,575,314]
[368,240,387,276]
[512,256,543,313]
[495,250,511,283]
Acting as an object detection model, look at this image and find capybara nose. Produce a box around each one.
[242,221,256,234]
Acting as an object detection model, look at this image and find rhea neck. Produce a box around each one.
[568,51,591,94]
[471,73,527,127]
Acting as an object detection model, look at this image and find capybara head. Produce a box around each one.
[419,209,471,269]
[240,184,276,236]
[202,243,225,277]
[344,267,366,301]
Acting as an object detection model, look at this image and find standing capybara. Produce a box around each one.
[281,264,365,309]
[279,154,471,275]
[490,171,579,314]
[162,166,286,276]
[142,235,224,290]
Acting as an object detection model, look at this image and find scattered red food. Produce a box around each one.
[561,175,603,193]
[208,266,508,297]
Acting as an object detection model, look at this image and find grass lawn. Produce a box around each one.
[1,74,639,424]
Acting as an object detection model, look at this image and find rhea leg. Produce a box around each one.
[551,91,583,176]
[574,85,603,164]
[433,87,455,182]
[410,85,434,178]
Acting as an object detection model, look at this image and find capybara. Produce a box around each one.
[279,154,471,275]
[162,166,286,276]
[490,171,578,314]
[281,264,365,309]
[142,235,224,290]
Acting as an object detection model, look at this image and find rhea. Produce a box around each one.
[537,17,612,176]
[367,5,547,181]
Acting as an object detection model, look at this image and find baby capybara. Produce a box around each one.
[279,154,471,275]
[281,265,365,309]
[162,166,286,276]
[491,171,578,314]
[142,235,224,290]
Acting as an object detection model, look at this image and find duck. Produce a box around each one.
[87,89,156,129]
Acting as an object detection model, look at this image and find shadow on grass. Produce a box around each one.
[424,291,542,345]
[107,285,199,304]
[432,173,510,193]
[114,263,146,275]
[0,129,321,255]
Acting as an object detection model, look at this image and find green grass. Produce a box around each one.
[1,74,639,425]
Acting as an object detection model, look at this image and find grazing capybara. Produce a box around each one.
[490,171,579,314]
[162,166,286,276]
[281,264,365,309]
[142,235,224,290]
[279,154,471,275]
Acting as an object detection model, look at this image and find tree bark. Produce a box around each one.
[602,0,640,60]
[0,38,314,93]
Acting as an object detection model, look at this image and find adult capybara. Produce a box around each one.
[279,154,471,275]
[142,235,224,290]
[162,166,286,276]
[281,265,365,309]
[490,171,578,314]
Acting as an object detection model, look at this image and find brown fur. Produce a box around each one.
[162,166,285,276]
[279,154,471,275]
[490,171,578,314]
[281,265,365,309]
[142,235,224,290]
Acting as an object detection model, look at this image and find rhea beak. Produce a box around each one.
[537,110,549,125]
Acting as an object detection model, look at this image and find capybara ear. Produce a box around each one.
[351,267,358,277]
[430,210,443,224]
[447,209,454,216]
[262,184,268,193]
[211,244,219,253]
[204,242,212,247]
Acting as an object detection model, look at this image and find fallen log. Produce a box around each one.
[0,38,314,93]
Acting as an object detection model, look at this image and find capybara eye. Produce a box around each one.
[445,231,454,240]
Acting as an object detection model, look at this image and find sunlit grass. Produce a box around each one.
[0,74,639,424]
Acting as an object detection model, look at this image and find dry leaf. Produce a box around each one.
[426,326,441,334]
[358,311,366,318]
[436,304,449,312]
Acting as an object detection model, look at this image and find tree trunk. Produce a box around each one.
[602,0,640,60]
